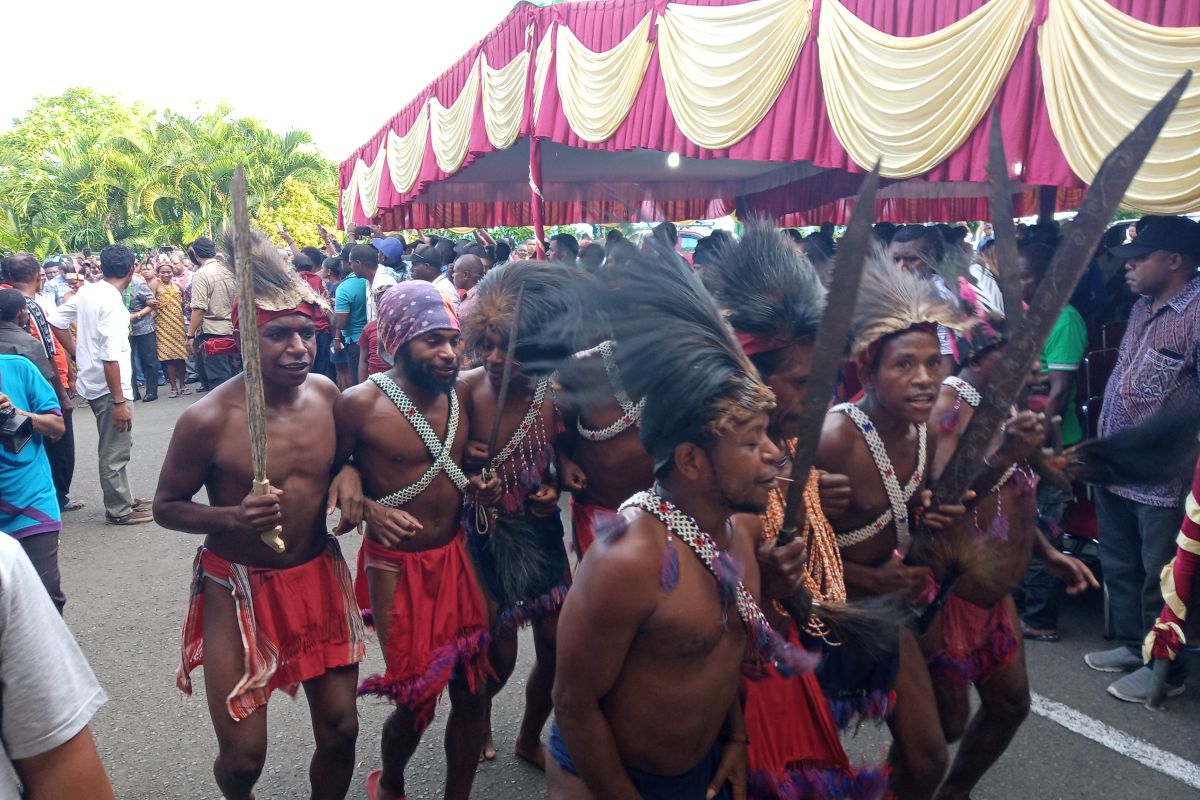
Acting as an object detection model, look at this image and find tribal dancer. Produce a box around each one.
[459,261,589,767]
[334,282,494,800]
[556,337,654,558]
[549,250,815,800]
[705,226,927,800]
[155,229,365,800]
[922,282,1095,800]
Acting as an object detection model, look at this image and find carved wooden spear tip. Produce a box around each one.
[929,72,1191,509]
[986,115,1023,328]
[777,159,881,545]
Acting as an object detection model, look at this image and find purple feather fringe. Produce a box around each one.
[749,763,889,800]
[926,626,1017,687]
[595,512,629,544]
[495,583,568,633]
[713,550,743,607]
[659,543,680,591]
[756,620,821,678]
[825,690,894,730]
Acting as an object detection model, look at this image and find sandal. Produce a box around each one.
[180,387,193,396]
[168,389,179,398]
[1020,621,1060,642]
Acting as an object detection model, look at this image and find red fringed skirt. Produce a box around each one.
[926,594,1018,686]
[177,537,367,721]
[570,498,610,558]
[357,531,492,731]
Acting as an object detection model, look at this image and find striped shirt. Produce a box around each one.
[1099,276,1200,507]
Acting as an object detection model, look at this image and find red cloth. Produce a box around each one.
[926,594,1017,686]
[569,498,613,558]
[358,322,390,378]
[1146,456,1200,661]
[736,331,793,357]
[200,336,238,358]
[231,300,322,333]
[357,532,492,731]
[176,539,367,721]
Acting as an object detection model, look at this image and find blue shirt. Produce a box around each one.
[0,356,61,538]
[334,276,368,344]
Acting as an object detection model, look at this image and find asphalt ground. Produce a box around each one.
[54,393,1200,799]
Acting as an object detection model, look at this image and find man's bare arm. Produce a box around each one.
[15,726,114,800]
[552,525,660,800]
[153,405,252,534]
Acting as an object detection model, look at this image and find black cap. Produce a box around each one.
[1109,215,1200,260]
[42,255,71,269]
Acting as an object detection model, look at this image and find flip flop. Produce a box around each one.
[60,499,85,512]
[1020,622,1060,642]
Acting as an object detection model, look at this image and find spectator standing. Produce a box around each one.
[49,245,153,526]
[186,237,240,391]
[332,261,368,386]
[0,255,79,513]
[153,264,190,398]
[547,232,579,266]
[42,257,72,305]
[0,534,113,798]
[1084,215,1200,703]
[1018,242,1089,641]
[125,271,160,403]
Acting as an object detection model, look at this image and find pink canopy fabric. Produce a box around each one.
[341,0,1198,228]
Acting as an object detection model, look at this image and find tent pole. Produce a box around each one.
[530,137,546,260]
[1037,185,1057,224]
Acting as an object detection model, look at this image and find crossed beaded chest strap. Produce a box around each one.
[941,376,1017,493]
[831,403,926,553]
[368,374,468,507]
[574,341,645,442]
[491,379,550,470]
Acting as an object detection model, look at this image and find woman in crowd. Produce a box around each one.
[153,262,190,397]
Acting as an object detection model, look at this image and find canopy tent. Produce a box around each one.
[339,0,1200,233]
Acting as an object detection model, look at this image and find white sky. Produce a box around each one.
[1,0,516,162]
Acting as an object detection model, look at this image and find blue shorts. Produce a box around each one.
[548,720,730,799]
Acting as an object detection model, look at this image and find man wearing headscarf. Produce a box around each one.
[155,229,365,800]
[333,281,496,800]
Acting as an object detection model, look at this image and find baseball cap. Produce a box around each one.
[372,236,405,264]
[1109,215,1200,260]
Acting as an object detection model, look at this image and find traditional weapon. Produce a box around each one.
[985,115,1024,330]
[928,72,1190,510]
[773,163,881,628]
[475,284,526,534]
[230,165,286,554]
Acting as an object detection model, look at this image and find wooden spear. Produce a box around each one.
[476,284,525,534]
[928,72,1190,509]
[230,165,286,554]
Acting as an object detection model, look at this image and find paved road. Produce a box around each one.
[55,393,1199,799]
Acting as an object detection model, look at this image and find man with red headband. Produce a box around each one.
[155,232,365,800]
[333,281,496,800]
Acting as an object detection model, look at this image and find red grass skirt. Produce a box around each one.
[177,537,366,721]
[570,498,611,558]
[356,532,492,731]
[926,594,1017,685]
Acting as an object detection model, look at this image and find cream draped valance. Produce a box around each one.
[343,145,386,222]
[1041,0,1200,214]
[430,57,481,174]
[658,0,812,150]
[556,12,655,143]
[483,51,530,151]
[819,0,1032,178]
[386,104,429,195]
[532,24,555,127]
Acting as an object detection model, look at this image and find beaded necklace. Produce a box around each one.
[621,490,818,676]
[831,403,926,553]
[476,380,553,524]
[368,374,468,506]
[575,341,645,442]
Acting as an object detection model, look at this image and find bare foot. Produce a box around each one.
[479,730,497,763]
[515,738,547,772]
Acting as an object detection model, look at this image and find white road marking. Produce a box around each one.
[1030,692,1200,790]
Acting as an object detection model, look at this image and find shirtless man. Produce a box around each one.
[458,262,586,766]
[926,294,1095,800]
[555,339,654,557]
[334,282,493,800]
[549,253,811,800]
[704,226,947,799]
[155,235,364,800]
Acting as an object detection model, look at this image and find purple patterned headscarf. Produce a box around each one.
[377,280,460,360]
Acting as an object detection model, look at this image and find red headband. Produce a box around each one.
[735,330,793,357]
[231,300,321,332]
[857,322,939,367]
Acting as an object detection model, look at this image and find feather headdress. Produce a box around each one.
[460,260,595,376]
[702,222,827,358]
[849,246,971,364]
[219,226,328,314]
[601,247,774,472]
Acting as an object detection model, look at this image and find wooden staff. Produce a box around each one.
[929,72,1190,509]
[231,165,286,554]
[476,285,525,534]
[986,115,1024,330]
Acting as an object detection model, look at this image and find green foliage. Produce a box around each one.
[0,89,338,258]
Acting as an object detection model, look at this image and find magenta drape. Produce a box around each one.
[341,0,1200,229]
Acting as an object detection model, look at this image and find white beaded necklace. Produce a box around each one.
[368,374,468,507]
[575,341,645,442]
[940,376,1018,494]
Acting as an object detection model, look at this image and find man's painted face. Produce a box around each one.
[702,412,782,516]
[259,315,316,387]
[864,329,942,425]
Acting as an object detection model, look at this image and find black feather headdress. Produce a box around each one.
[601,247,775,472]
[461,260,595,376]
[702,222,827,354]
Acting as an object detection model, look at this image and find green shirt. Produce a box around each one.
[1041,304,1088,446]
